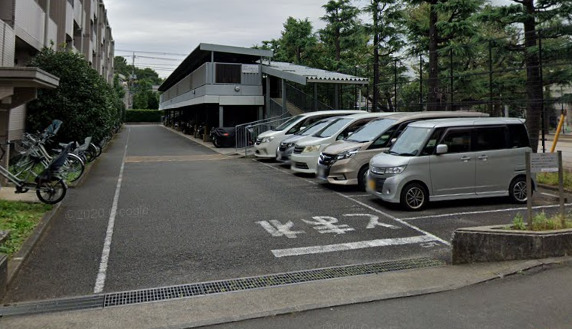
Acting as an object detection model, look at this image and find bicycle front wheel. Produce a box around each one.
[36,179,67,204]
[10,154,45,180]
[62,154,85,182]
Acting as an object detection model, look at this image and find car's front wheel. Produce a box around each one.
[358,166,368,191]
[400,182,428,211]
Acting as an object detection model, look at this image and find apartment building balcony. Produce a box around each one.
[13,0,56,51]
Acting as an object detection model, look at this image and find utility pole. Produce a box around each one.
[129,52,136,109]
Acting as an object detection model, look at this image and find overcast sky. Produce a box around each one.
[105,0,510,78]
[106,0,337,77]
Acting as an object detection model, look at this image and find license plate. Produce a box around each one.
[367,179,376,191]
[317,165,329,179]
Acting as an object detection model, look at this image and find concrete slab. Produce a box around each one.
[0,187,38,203]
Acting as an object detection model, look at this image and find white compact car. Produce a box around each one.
[290,113,389,174]
[254,110,362,159]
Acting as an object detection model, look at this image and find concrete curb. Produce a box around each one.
[452,225,572,264]
[5,203,61,287]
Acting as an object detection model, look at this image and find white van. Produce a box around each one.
[254,110,363,159]
[366,117,533,210]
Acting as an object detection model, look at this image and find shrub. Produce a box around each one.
[125,110,161,122]
[26,47,123,143]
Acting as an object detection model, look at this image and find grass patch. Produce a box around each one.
[0,200,52,256]
[511,212,572,231]
[536,172,572,189]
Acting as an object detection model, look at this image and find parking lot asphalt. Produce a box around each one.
[3,125,571,305]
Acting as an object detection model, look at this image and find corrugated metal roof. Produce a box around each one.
[262,61,368,85]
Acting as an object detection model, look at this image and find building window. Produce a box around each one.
[215,64,241,84]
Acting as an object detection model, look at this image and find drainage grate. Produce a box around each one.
[1,258,444,316]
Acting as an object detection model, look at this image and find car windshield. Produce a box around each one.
[315,118,353,138]
[272,115,302,131]
[346,119,397,143]
[295,119,333,136]
[388,126,432,156]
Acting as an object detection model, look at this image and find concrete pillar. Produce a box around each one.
[0,110,9,171]
[313,83,318,111]
[281,79,287,114]
[334,84,340,109]
[219,105,224,127]
[265,76,270,119]
[258,106,264,121]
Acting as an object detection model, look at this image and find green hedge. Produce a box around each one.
[125,109,161,122]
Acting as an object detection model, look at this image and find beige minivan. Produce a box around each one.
[316,111,489,190]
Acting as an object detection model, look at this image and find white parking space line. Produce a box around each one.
[402,203,572,222]
[255,159,451,247]
[539,192,560,198]
[334,192,451,246]
[272,235,438,258]
[94,128,130,294]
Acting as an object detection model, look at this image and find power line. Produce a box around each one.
[115,49,187,56]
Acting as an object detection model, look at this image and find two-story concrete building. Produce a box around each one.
[0,0,114,164]
[159,43,368,130]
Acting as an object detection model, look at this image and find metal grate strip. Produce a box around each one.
[0,258,444,316]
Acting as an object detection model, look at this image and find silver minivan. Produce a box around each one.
[366,117,532,210]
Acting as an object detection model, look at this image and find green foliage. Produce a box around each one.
[0,200,51,256]
[125,110,161,122]
[319,0,362,67]
[536,172,572,189]
[114,56,161,110]
[511,211,572,231]
[113,56,163,86]
[511,213,526,230]
[273,17,317,64]
[26,48,122,143]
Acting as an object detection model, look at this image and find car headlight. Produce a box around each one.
[302,145,321,153]
[370,165,406,175]
[260,136,275,143]
[336,148,360,160]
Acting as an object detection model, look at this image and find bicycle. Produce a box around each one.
[0,142,69,204]
[10,133,85,183]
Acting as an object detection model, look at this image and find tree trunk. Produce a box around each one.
[523,0,542,152]
[427,1,440,111]
[372,7,380,112]
[335,28,341,62]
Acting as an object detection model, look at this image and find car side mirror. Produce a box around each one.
[435,144,448,155]
[389,138,397,145]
